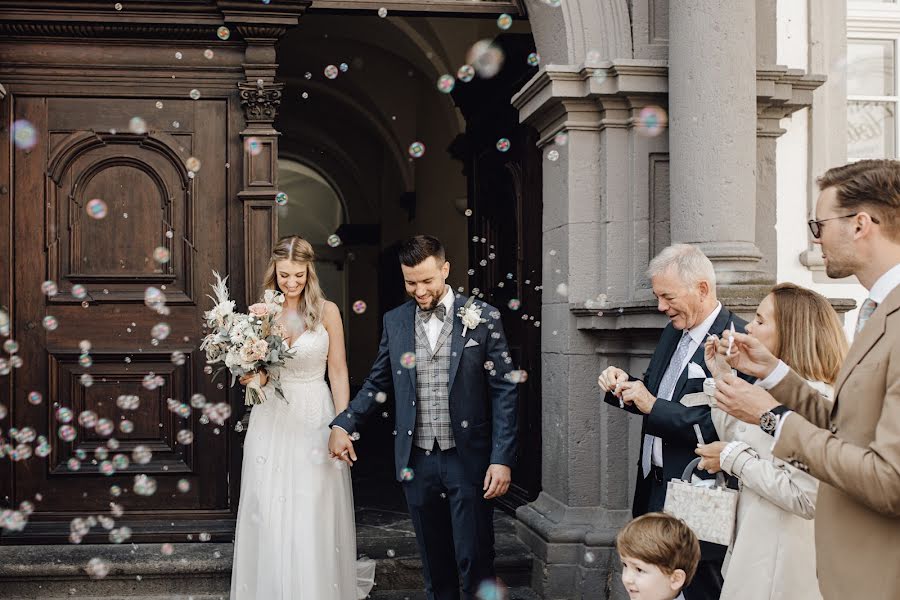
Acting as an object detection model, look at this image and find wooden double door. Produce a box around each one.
[1,92,237,543]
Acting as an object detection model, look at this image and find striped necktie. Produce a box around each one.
[855,298,878,335]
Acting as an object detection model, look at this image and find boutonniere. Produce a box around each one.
[457,296,486,336]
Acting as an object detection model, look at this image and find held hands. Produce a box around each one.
[714,373,780,424]
[239,370,268,387]
[328,427,358,467]
[695,441,727,474]
[483,464,511,499]
[714,331,780,380]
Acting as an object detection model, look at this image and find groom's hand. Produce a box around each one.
[483,464,511,499]
[328,427,357,466]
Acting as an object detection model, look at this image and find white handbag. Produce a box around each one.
[663,457,738,546]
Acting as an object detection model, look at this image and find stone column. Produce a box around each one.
[668,1,766,286]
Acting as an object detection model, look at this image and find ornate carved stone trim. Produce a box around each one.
[238,79,284,123]
[0,21,226,40]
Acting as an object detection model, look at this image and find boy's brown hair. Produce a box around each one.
[615,512,701,585]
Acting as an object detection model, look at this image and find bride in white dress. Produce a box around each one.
[230,235,375,600]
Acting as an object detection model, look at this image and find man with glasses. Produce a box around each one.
[710,159,900,600]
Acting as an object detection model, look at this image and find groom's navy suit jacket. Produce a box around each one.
[603,306,752,518]
[331,294,518,484]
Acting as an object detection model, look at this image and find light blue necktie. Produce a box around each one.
[642,331,693,478]
[855,298,878,335]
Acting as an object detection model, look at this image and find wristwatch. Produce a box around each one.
[759,405,790,436]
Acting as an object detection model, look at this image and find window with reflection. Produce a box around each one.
[848,38,898,159]
[276,159,347,314]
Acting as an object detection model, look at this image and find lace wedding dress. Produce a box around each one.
[230,324,376,599]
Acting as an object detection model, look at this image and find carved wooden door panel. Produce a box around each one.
[2,94,231,543]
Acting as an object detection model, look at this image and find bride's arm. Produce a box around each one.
[323,301,351,414]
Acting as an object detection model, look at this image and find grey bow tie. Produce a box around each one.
[419,304,447,322]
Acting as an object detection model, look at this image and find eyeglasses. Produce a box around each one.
[807,213,880,239]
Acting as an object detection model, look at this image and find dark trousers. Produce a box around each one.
[402,445,496,600]
[646,466,724,600]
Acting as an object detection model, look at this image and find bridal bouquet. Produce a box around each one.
[200,271,292,405]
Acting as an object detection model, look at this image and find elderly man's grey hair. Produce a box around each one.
[646,244,717,288]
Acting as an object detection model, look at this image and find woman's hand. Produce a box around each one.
[239,370,268,387]
[695,441,727,474]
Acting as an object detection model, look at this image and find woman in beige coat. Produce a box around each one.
[696,283,848,600]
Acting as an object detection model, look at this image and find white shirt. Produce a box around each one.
[650,302,723,466]
[763,261,900,441]
[421,285,454,351]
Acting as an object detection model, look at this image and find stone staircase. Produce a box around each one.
[0,509,536,599]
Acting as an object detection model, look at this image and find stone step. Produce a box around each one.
[0,512,533,598]
[368,587,542,600]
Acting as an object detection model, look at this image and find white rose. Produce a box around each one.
[461,307,483,330]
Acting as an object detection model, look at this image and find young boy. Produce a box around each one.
[615,512,701,600]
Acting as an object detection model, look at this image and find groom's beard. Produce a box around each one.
[410,290,442,311]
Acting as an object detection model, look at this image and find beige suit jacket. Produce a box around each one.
[770,285,900,600]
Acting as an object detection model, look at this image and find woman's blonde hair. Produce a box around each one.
[769,283,849,385]
[261,235,326,331]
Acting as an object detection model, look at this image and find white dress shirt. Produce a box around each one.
[650,302,723,467]
[763,261,900,441]
[421,285,455,351]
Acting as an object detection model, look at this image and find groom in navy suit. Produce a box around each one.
[328,235,518,600]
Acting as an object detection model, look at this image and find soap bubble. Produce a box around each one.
[95,418,115,437]
[85,557,109,579]
[59,425,77,442]
[326,234,342,248]
[275,192,288,206]
[507,299,521,310]
[12,119,37,150]
[352,300,367,314]
[27,391,43,405]
[189,89,201,100]
[245,137,262,156]
[408,142,426,159]
[527,52,541,67]
[133,474,157,496]
[177,479,191,493]
[128,116,147,134]
[176,429,194,445]
[151,322,170,340]
[466,40,505,79]
[636,106,667,137]
[56,407,74,423]
[496,138,511,152]
[186,156,201,172]
[400,352,416,369]
[547,149,560,162]
[497,14,513,30]
[42,316,58,331]
[377,7,387,17]
[78,410,98,428]
[400,467,415,481]
[436,74,455,94]
[132,445,153,465]
[457,64,475,83]
[324,65,339,79]
[85,198,108,220]
[41,280,58,296]
[216,26,230,40]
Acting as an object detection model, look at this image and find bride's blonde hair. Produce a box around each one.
[261,235,326,331]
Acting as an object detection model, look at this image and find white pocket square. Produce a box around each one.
[464,338,480,348]
[687,361,707,379]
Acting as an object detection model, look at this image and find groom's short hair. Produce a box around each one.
[399,235,446,267]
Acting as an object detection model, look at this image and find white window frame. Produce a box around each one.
[848,3,900,160]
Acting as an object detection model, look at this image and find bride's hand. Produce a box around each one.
[239,371,268,387]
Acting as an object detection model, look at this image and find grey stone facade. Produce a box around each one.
[512,1,837,597]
